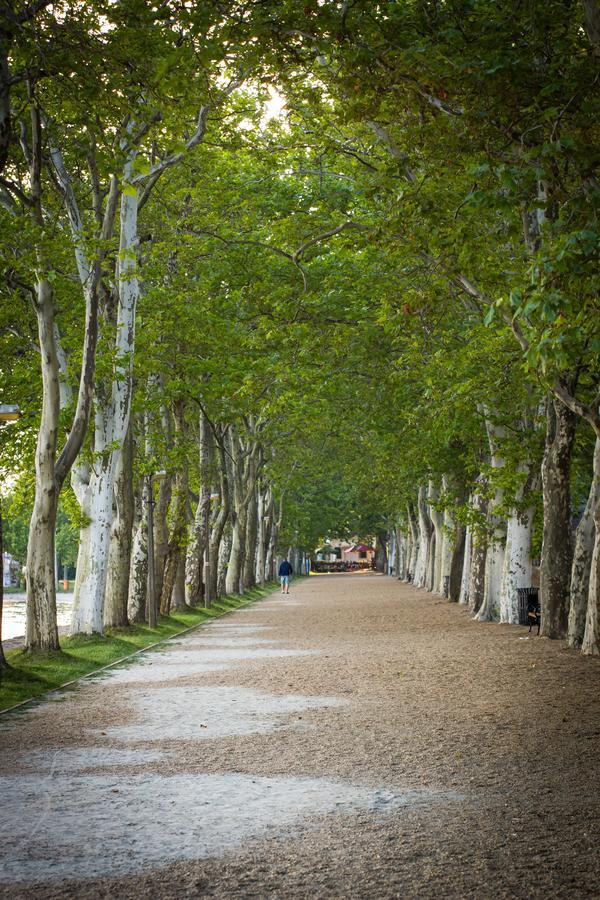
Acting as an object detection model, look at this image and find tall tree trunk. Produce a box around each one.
[469,536,487,615]
[428,481,444,593]
[154,402,172,601]
[160,407,189,615]
[500,504,536,624]
[414,486,432,587]
[171,556,186,611]
[255,487,267,585]
[468,482,489,614]
[71,148,139,635]
[71,404,117,633]
[209,437,230,600]
[154,474,172,602]
[25,121,113,652]
[499,467,539,625]
[185,411,213,606]
[226,507,247,595]
[449,524,466,602]
[568,437,600,648]
[225,428,260,595]
[407,501,419,580]
[374,529,388,573]
[476,417,506,622]
[104,425,134,628]
[243,485,258,590]
[477,515,504,621]
[459,523,472,604]
[26,278,60,651]
[425,530,436,591]
[440,476,459,597]
[217,524,232,598]
[127,490,147,624]
[581,434,600,655]
[395,525,407,580]
[266,493,283,582]
[540,396,577,638]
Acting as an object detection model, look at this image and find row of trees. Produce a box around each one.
[277,0,600,654]
[0,1,598,658]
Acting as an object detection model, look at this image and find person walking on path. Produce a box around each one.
[278,558,293,594]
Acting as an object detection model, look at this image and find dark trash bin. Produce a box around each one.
[443,575,450,598]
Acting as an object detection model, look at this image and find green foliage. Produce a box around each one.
[1,0,597,577]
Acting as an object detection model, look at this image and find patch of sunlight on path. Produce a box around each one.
[0,772,453,883]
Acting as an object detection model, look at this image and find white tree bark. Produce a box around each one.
[186,410,212,605]
[104,425,134,628]
[581,435,600,655]
[255,486,271,585]
[459,523,472,605]
[71,147,140,634]
[568,437,600,648]
[128,495,148,624]
[439,476,455,597]
[476,417,506,622]
[428,481,444,593]
[407,501,419,581]
[414,486,432,587]
[217,524,232,598]
[499,467,538,624]
[225,427,260,595]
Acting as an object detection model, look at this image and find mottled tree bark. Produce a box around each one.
[160,408,189,615]
[428,481,443,593]
[26,278,60,651]
[374,529,388,573]
[154,402,172,602]
[217,524,232,598]
[243,484,258,590]
[186,411,213,606]
[209,436,230,600]
[477,417,506,622]
[414,486,433,587]
[171,556,186,611]
[406,501,419,580]
[540,397,577,638]
[581,435,600,655]
[449,525,466,602]
[568,438,600,648]
[104,425,134,628]
[127,490,147,624]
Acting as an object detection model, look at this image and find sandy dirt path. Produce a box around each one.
[1,574,599,898]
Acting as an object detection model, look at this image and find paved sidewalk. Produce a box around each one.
[0,574,599,898]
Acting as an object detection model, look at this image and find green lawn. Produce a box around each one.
[0,583,278,712]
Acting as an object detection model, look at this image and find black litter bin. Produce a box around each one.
[517,587,539,626]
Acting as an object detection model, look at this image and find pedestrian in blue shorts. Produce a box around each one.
[278,558,293,594]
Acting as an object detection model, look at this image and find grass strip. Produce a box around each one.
[0,583,278,712]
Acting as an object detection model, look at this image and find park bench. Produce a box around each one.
[517,587,541,635]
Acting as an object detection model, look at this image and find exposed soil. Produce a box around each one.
[1,574,599,898]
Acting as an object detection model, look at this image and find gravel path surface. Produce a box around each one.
[1,574,599,898]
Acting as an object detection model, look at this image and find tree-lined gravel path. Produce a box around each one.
[1,573,599,898]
